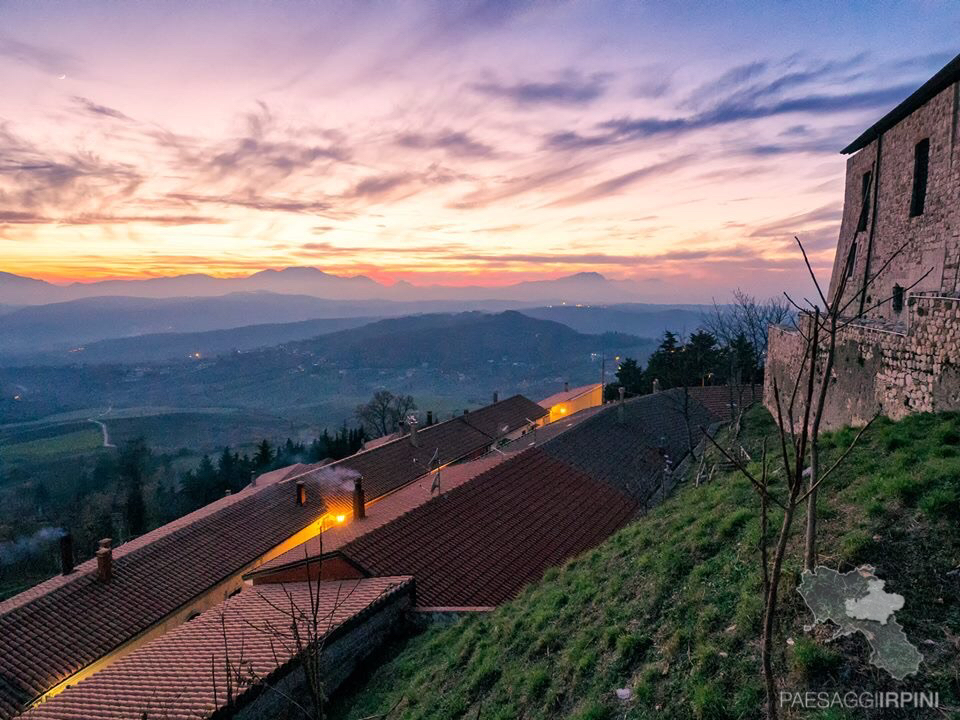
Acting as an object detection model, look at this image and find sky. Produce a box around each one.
[1,1,958,301]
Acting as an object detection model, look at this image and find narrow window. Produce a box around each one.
[845,241,857,279]
[857,170,872,232]
[892,284,905,313]
[910,138,929,217]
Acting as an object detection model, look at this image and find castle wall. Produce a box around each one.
[828,82,960,320]
[765,293,960,429]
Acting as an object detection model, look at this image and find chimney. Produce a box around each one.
[618,386,626,423]
[60,532,74,575]
[353,476,366,519]
[250,470,257,488]
[564,381,570,393]
[652,378,661,394]
[296,481,307,506]
[96,538,112,583]
[492,390,499,404]
[426,410,434,426]
[409,417,419,447]
[463,409,469,415]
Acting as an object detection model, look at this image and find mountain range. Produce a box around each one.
[0,268,654,306]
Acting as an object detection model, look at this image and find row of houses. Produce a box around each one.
[3,384,741,719]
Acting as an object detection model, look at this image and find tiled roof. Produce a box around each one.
[291,394,544,505]
[500,404,606,454]
[538,388,717,502]
[684,384,760,422]
[0,476,332,719]
[459,394,547,438]
[23,577,413,720]
[250,452,508,577]
[538,383,601,408]
[339,447,639,607]
[0,394,541,718]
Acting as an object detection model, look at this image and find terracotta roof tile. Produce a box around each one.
[251,452,508,576]
[23,578,413,720]
[339,448,639,607]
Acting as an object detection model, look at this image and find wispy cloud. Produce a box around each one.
[72,96,132,121]
[471,70,610,107]
[396,130,495,157]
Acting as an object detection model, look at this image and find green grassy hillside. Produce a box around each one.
[330,407,960,720]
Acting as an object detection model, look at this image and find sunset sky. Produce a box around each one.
[1,2,958,300]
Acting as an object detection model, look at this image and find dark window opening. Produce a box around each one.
[845,241,857,279]
[910,138,929,217]
[892,284,905,313]
[857,170,872,232]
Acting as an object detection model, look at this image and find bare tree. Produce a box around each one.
[355,391,418,438]
[704,289,792,378]
[704,235,926,719]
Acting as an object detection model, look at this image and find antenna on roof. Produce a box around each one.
[428,448,441,495]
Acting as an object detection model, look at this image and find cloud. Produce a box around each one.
[546,83,917,150]
[72,96,132,121]
[0,36,79,75]
[348,173,417,199]
[396,130,495,157]
[0,211,223,226]
[168,191,340,216]
[471,70,610,106]
[748,203,842,238]
[452,160,593,208]
[547,155,694,207]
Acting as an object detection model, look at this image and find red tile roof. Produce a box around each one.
[250,452,508,578]
[0,394,542,718]
[338,448,640,607]
[538,383,601,408]
[23,577,413,720]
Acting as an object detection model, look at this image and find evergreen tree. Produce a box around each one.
[254,440,273,469]
[118,438,150,536]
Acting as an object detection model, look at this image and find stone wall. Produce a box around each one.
[765,292,960,429]
[828,81,960,320]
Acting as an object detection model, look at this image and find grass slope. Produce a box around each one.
[330,407,960,720]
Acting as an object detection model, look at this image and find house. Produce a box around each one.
[22,577,414,720]
[0,394,545,719]
[539,382,604,423]
[250,387,738,609]
[765,52,960,427]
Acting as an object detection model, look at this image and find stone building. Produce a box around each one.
[766,53,960,428]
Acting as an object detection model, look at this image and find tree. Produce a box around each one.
[118,438,150,536]
[355,391,417,438]
[254,440,274,470]
[703,289,792,383]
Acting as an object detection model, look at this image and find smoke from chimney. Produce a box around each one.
[353,476,366,520]
[60,532,74,575]
[96,538,112,583]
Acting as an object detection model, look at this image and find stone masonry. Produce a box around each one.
[766,54,960,428]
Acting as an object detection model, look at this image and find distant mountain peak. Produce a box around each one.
[564,271,608,281]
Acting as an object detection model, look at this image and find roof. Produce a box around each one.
[0,475,332,719]
[338,447,640,607]
[0,394,542,717]
[249,452,508,577]
[459,394,547,437]
[683,384,759,422]
[289,394,545,505]
[500,403,606,454]
[23,577,413,720]
[842,52,960,154]
[538,387,719,502]
[538,383,601,408]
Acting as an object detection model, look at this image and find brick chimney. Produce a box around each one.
[96,538,112,583]
[492,390,499,404]
[564,381,569,393]
[60,532,74,575]
[409,417,419,447]
[353,476,366,520]
[296,481,307,506]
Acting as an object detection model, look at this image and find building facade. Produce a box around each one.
[766,53,960,428]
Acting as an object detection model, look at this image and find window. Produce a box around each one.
[892,284,905,314]
[857,170,872,232]
[845,241,857,279]
[910,138,929,217]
